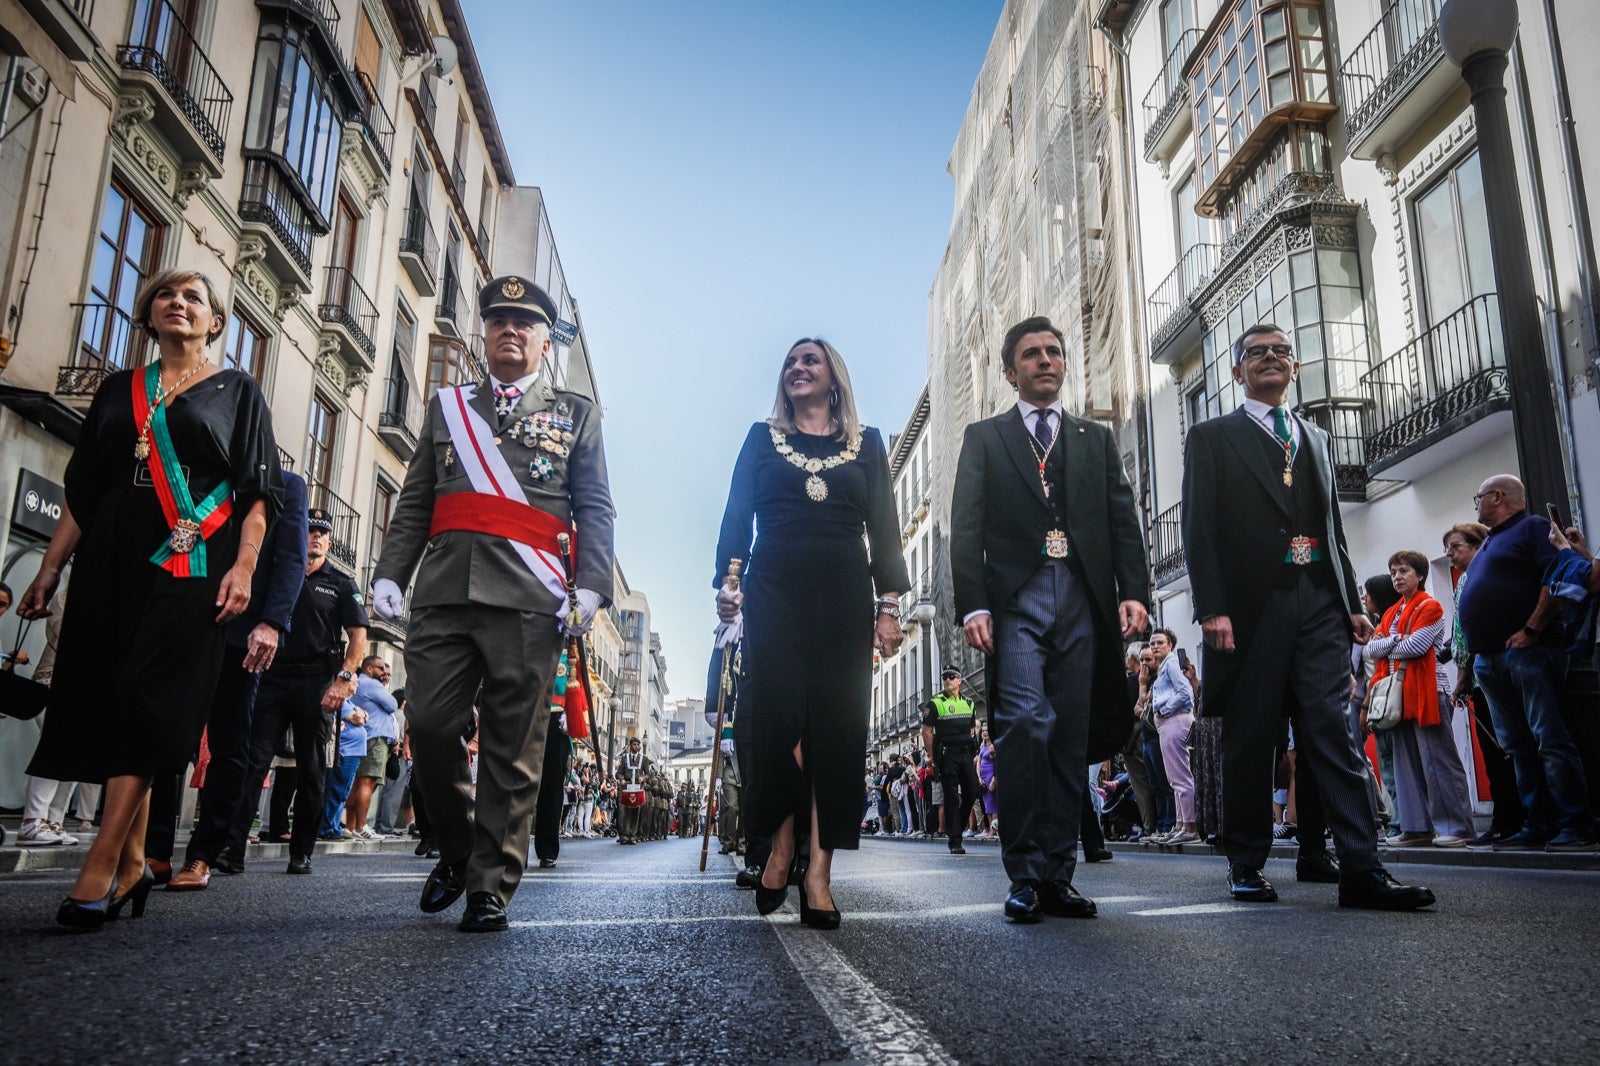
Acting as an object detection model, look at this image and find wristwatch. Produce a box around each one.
[336,669,357,682]
[1521,625,1539,639]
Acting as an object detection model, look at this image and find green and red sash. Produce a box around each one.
[132,362,233,578]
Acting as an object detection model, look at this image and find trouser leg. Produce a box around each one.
[226,674,294,859]
[188,647,260,864]
[288,676,331,860]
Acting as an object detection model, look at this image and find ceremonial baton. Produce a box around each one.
[701,559,742,872]
[555,533,593,742]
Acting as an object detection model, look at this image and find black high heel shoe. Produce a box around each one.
[798,880,841,930]
[108,864,155,920]
[754,866,789,916]
[56,875,120,931]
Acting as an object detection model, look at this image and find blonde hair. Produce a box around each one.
[769,337,862,443]
[133,268,227,345]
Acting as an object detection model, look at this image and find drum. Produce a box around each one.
[620,785,646,808]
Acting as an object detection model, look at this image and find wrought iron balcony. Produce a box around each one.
[239,155,316,280]
[318,265,379,367]
[1146,243,1219,362]
[1150,501,1186,588]
[417,71,438,131]
[67,301,151,386]
[117,0,234,169]
[377,374,422,460]
[1298,403,1370,502]
[1142,28,1200,162]
[436,267,464,336]
[353,70,393,170]
[307,478,360,569]
[476,219,490,256]
[398,206,439,295]
[451,159,466,200]
[1339,0,1451,160]
[1361,293,1510,479]
[276,445,296,472]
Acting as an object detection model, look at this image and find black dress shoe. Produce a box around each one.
[211,853,245,876]
[1041,880,1098,918]
[1338,867,1436,911]
[414,837,435,858]
[735,865,761,890]
[285,856,312,875]
[949,844,967,855]
[1296,849,1341,883]
[1227,863,1278,902]
[1084,847,1114,863]
[537,858,557,869]
[1005,880,1042,923]
[419,859,468,913]
[459,891,509,932]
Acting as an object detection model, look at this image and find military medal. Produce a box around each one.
[443,444,455,469]
[1283,466,1294,487]
[769,424,861,503]
[530,455,555,481]
[1045,530,1070,559]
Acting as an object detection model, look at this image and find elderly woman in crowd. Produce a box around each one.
[17,268,282,930]
[1364,550,1476,848]
[715,337,909,929]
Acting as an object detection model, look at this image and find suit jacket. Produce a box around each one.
[1181,406,1363,717]
[226,471,308,646]
[374,375,616,614]
[950,406,1151,761]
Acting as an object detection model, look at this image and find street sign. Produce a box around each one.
[550,318,579,346]
[12,468,65,539]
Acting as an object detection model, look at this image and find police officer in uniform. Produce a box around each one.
[372,276,615,932]
[922,667,982,854]
[227,509,369,874]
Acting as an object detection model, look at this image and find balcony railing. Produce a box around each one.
[70,301,151,376]
[436,267,463,332]
[1146,243,1220,355]
[118,0,234,161]
[318,265,379,360]
[1300,404,1370,502]
[56,365,112,398]
[398,206,439,291]
[1340,0,1441,152]
[307,478,360,569]
[1361,292,1509,471]
[276,445,295,472]
[451,159,466,200]
[417,72,438,131]
[377,372,422,459]
[239,156,315,275]
[476,219,490,256]
[1150,501,1186,588]
[353,70,393,169]
[1142,28,1201,161]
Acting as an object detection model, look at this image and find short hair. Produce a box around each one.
[1442,523,1489,551]
[769,337,862,443]
[0,581,11,604]
[1150,627,1177,647]
[1232,323,1289,364]
[1364,574,1402,616]
[361,654,386,671]
[1388,550,1430,588]
[133,268,227,344]
[1000,316,1066,370]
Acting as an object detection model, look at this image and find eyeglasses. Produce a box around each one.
[1472,489,1503,506]
[1241,343,1294,361]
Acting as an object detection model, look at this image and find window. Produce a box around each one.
[1161,0,1196,55]
[368,477,395,572]
[82,178,164,370]
[244,20,347,225]
[425,334,471,397]
[223,309,269,381]
[1190,0,1335,216]
[1414,150,1494,329]
[353,6,382,89]
[386,303,417,415]
[305,392,340,500]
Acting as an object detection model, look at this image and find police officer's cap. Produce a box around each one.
[941,667,962,681]
[307,508,334,533]
[479,275,557,326]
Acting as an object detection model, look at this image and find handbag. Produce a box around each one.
[0,621,48,721]
[1366,612,1412,732]
[385,746,402,781]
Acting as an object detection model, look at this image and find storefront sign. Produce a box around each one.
[12,469,65,539]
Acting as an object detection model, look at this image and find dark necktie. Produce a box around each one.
[1034,409,1055,450]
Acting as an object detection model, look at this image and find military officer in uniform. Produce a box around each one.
[372,276,615,932]
[615,735,651,844]
[922,667,982,854]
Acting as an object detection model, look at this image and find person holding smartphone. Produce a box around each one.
[1145,629,1199,845]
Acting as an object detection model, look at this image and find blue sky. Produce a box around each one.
[466,0,1004,699]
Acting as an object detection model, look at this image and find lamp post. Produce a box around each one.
[606,697,621,778]
[1438,0,1571,513]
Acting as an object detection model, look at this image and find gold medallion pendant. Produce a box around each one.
[1044,529,1070,559]
[134,434,151,461]
[1282,467,1294,487]
[805,474,828,502]
[768,424,860,504]
[168,518,202,555]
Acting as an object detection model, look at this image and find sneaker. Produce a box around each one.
[1431,835,1471,848]
[963,829,978,838]
[355,827,378,840]
[1545,831,1600,853]
[16,819,66,846]
[76,819,94,833]
[47,822,81,845]
[1390,832,1435,848]
[1272,822,1293,840]
[1491,830,1550,851]
[1166,829,1200,846]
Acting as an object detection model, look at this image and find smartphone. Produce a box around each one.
[1177,647,1190,671]
[1546,502,1565,530]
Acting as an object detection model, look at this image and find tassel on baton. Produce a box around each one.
[555,533,592,741]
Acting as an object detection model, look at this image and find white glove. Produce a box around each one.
[715,586,743,623]
[560,589,603,635]
[720,738,735,756]
[372,578,405,621]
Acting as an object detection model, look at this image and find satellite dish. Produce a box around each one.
[432,36,459,77]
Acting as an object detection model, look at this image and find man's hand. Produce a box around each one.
[963,612,994,655]
[215,564,253,623]
[372,578,405,621]
[1119,600,1149,640]
[1202,615,1235,653]
[1506,628,1535,650]
[1351,613,1375,645]
[322,676,357,713]
[242,623,280,673]
[347,708,369,726]
[720,737,735,756]
[17,567,60,620]
[874,612,904,657]
[715,586,743,624]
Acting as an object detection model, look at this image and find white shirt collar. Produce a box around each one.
[1015,397,1065,422]
[489,369,541,396]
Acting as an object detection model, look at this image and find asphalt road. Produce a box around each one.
[1,837,1596,1065]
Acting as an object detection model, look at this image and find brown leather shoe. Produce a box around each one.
[148,859,173,886]
[166,859,211,891]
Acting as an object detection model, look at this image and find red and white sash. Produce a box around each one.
[434,384,570,601]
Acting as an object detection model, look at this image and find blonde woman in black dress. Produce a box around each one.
[715,338,909,928]
[18,269,281,929]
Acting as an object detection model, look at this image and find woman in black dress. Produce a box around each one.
[18,269,281,929]
[714,338,908,928]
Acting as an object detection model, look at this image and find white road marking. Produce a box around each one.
[1129,902,1255,916]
